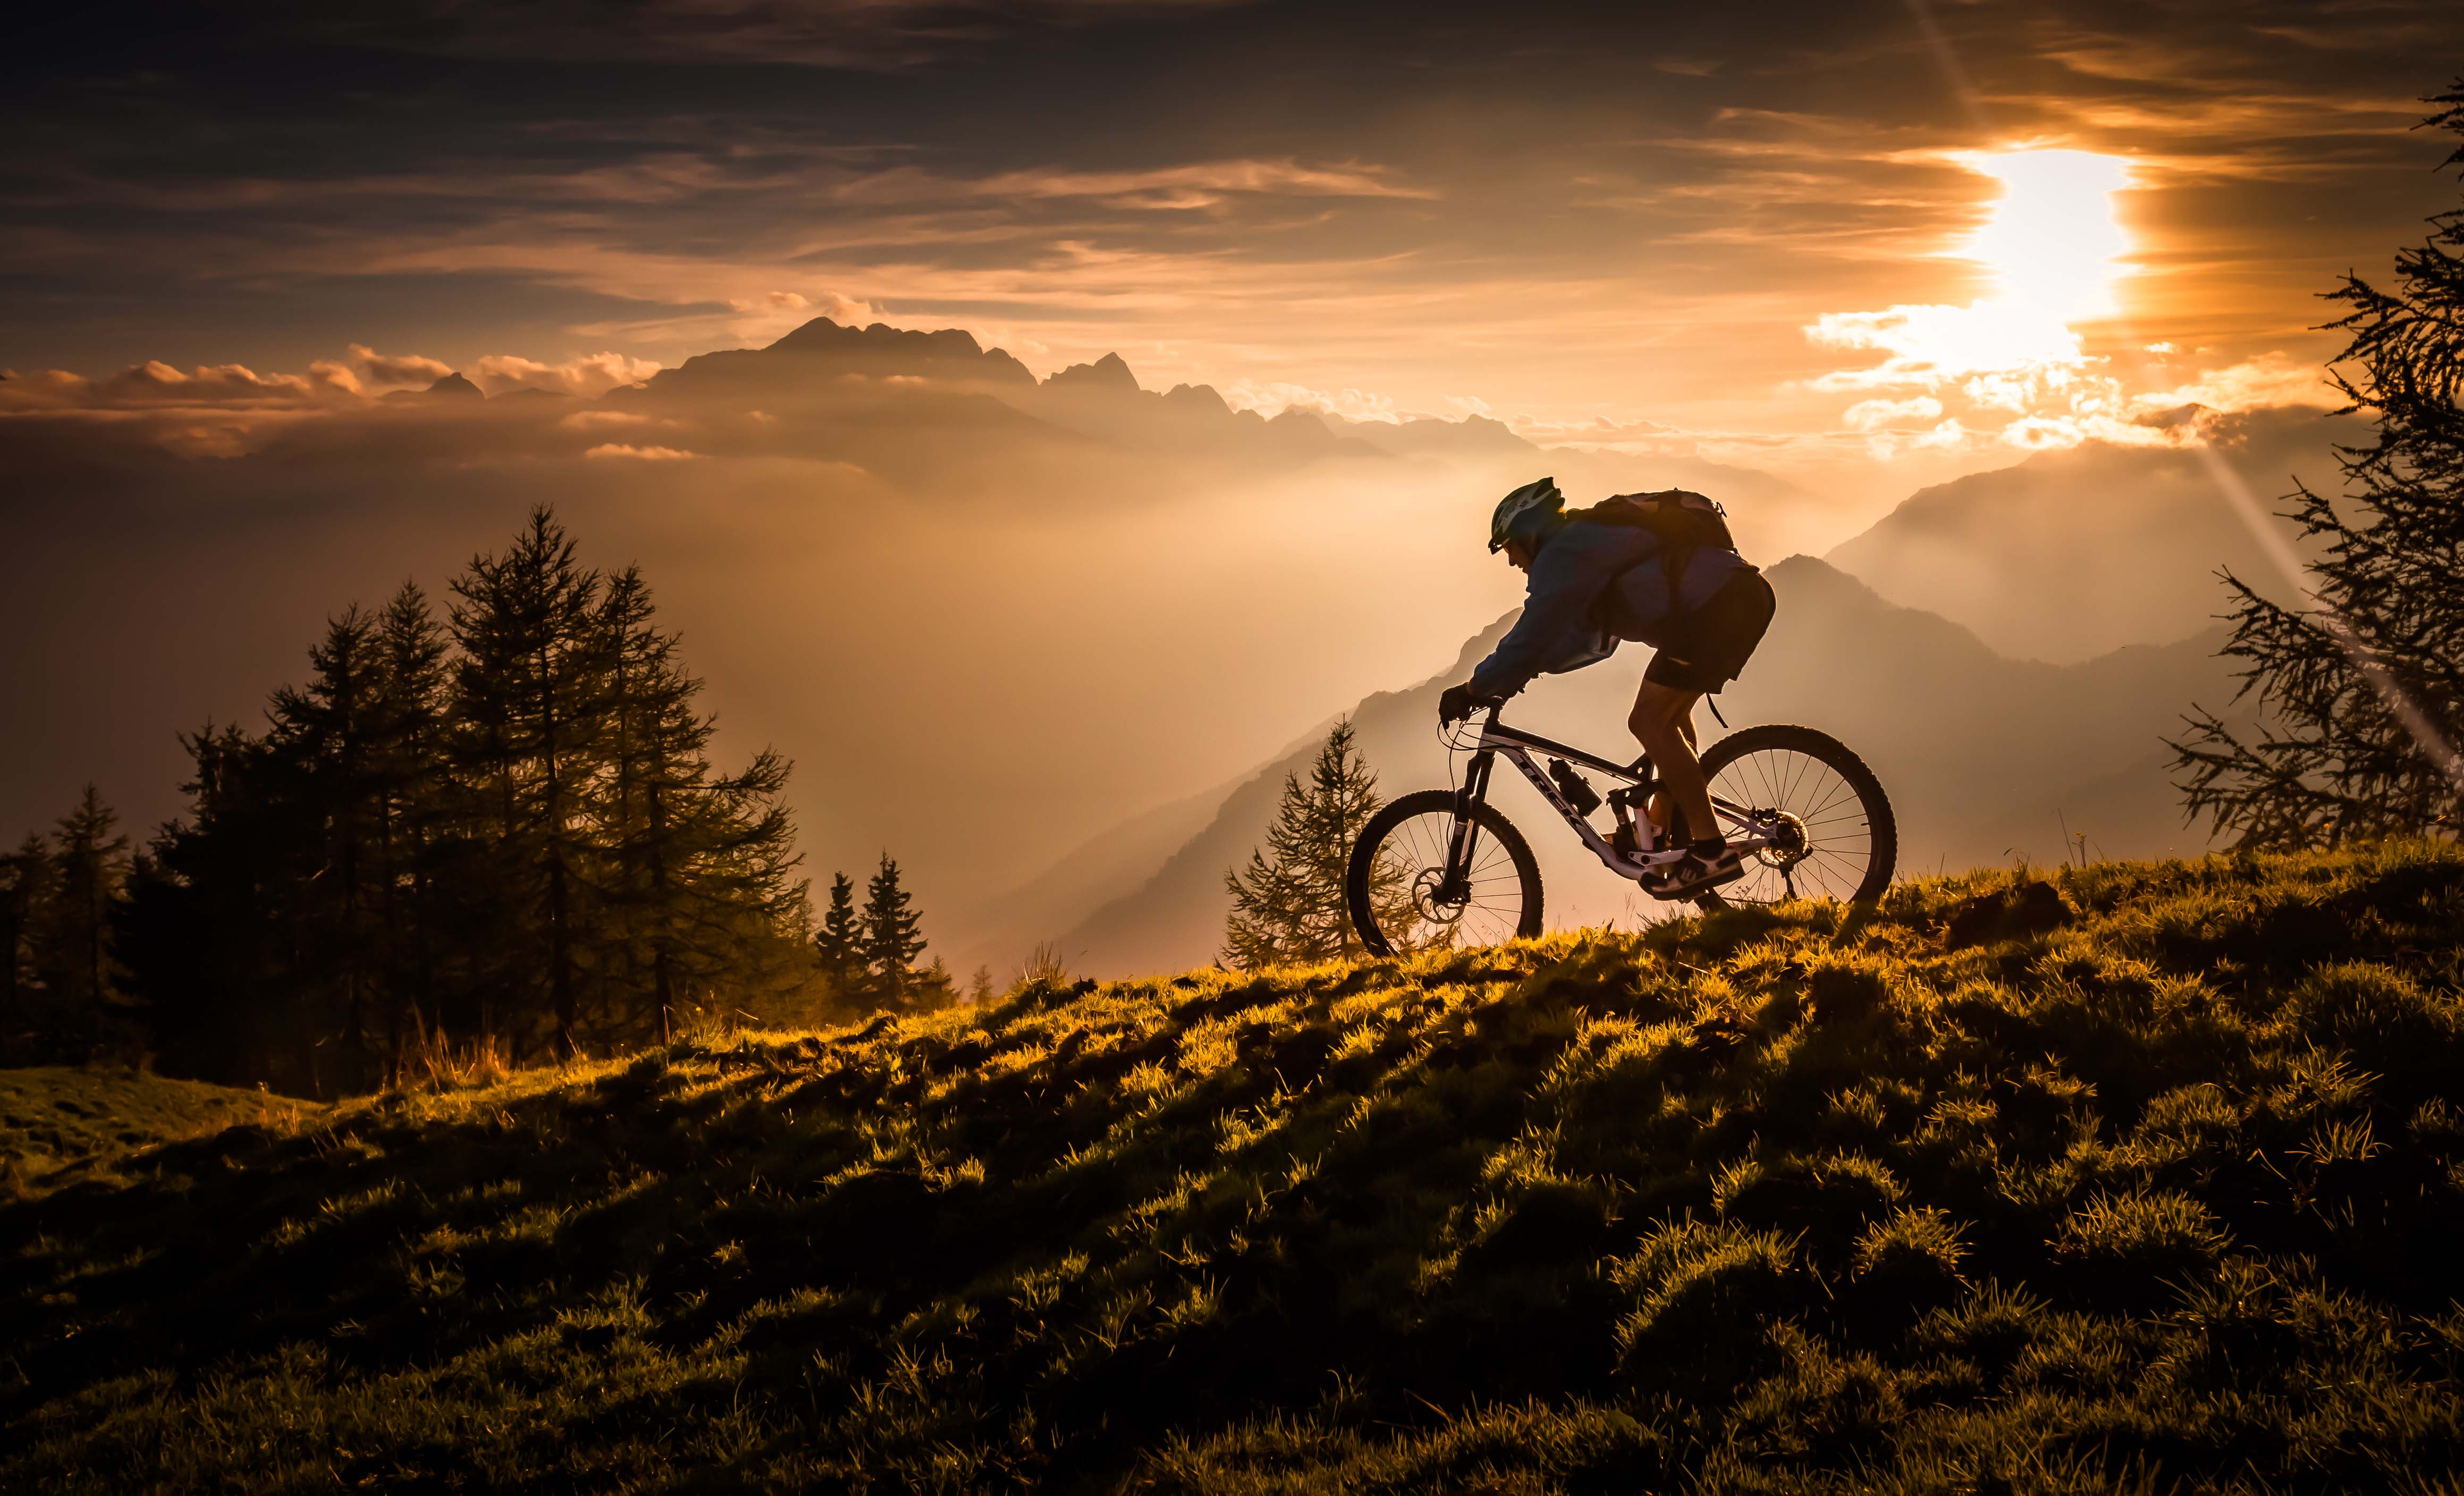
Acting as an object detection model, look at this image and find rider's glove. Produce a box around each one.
[1438,684,1484,726]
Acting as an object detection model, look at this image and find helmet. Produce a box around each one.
[1489,477,1564,553]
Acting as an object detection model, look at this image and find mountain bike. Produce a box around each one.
[1345,705,1895,955]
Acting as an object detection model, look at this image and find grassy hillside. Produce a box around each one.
[7,843,2464,1492]
[0,1067,310,1199]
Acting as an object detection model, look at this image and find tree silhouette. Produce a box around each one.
[2171,81,2464,846]
[44,786,131,1011]
[814,871,865,1001]
[862,854,927,1006]
[450,505,606,1058]
[1222,720,1398,968]
[1,832,53,1026]
[120,506,814,1089]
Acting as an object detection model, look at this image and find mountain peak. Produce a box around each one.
[424,372,484,399]
[1046,352,1141,394]
[766,317,988,360]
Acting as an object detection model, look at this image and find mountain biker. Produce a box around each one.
[1436,478,1777,898]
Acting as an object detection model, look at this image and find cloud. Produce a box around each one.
[470,352,663,398]
[834,158,1434,211]
[1808,302,2090,390]
[728,289,879,321]
[2133,352,2336,414]
[348,344,456,392]
[2,346,467,414]
[1219,379,1411,424]
[0,361,320,411]
[277,0,1264,71]
[1842,395,1944,431]
[583,442,699,460]
[559,409,653,431]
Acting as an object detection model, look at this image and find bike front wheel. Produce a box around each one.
[1692,724,1896,907]
[1347,789,1545,957]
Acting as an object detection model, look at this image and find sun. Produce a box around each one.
[1808,147,2140,397]
[1957,148,2134,323]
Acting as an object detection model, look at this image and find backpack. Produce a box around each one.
[1564,489,1740,615]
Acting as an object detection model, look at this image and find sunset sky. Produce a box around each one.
[9,2,2464,944]
[11,1,2461,499]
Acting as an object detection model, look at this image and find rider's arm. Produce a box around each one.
[1466,531,1625,702]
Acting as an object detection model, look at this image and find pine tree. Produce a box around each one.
[2171,82,2464,845]
[593,566,701,1039]
[373,582,451,1077]
[43,786,131,1010]
[116,508,816,1088]
[268,604,390,1090]
[1221,720,1399,968]
[1,832,53,1025]
[594,565,808,1039]
[449,505,607,1057]
[815,871,865,999]
[861,854,927,1006]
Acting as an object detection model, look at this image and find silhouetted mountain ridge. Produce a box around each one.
[1825,406,2357,662]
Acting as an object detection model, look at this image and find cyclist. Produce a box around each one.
[1436,478,1776,898]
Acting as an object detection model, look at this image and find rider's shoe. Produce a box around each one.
[1647,840,1744,899]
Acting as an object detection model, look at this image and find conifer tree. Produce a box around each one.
[593,565,698,1037]
[814,871,865,999]
[269,604,390,1088]
[589,565,808,1039]
[118,507,816,1088]
[1,833,53,1024]
[449,505,607,1057]
[43,786,131,1010]
[1222,720,1400,968]
[862,854,927,1005]
[374,581,451,1073]
[2172,83,2464,845]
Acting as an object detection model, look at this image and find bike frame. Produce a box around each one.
[1444,707,1778,889]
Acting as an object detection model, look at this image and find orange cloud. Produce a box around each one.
[470,352,663,397]
[583,442,698,460]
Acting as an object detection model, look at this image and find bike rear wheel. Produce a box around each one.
[1347,789,1544,957]
[1693,724,1895,907]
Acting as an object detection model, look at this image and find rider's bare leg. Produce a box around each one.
[1642,710,1699,839]
[1629,681,1718,846]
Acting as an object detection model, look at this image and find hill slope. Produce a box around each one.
[1824,407,2356,662]
[0,1067,308,1198]
[7,844,2464,1492]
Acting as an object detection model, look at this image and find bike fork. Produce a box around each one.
[1441,751,1495,902]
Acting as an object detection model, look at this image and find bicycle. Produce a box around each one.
[1345,705,1896,955]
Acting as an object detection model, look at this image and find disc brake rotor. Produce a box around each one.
[1411,867,1467,925]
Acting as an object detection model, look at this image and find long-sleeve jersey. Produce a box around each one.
[1466,519,1756,702]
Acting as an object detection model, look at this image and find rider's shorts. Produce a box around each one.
[1644,569,1776,694]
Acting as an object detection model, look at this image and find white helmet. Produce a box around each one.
[1489,477,1564,553]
